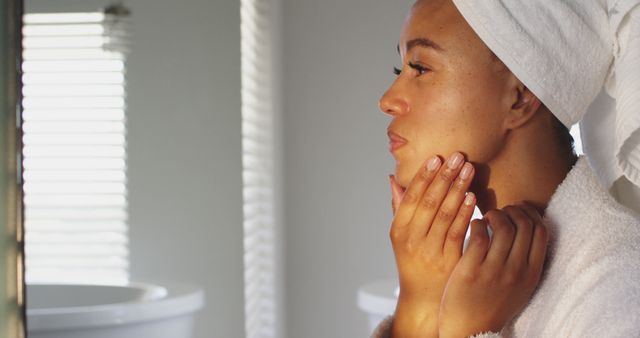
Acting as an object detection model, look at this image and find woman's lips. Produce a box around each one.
[387,130,408,153]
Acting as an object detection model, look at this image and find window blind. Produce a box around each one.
[241,0,277,337]
[22,10,130,285]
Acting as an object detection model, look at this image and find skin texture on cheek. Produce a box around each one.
[394,87,505,189]
[385,0,516,189]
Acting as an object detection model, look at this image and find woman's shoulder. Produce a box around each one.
[544,156,640,243]
[514,219,640,336]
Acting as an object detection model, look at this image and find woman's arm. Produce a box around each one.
[387,152,476,337]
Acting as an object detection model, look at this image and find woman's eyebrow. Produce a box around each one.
[397,37,446,54]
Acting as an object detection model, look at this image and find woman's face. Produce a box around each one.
[380,0,517,188]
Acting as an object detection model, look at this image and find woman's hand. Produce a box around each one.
[438,204,549,338]
[389,152,477,338]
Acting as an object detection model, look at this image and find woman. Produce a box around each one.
[373,0,640,337]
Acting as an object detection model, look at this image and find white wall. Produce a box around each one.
[125,1,244,337]
[26,1,246,337]
[281,1,412,337]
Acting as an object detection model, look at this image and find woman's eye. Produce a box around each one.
[393,67,402,76]
[408,62,429,75]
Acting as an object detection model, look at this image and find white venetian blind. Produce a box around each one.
[241,0,277,337]
[22,9,130,285]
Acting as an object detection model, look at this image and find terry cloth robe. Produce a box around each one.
[371,156,640,338]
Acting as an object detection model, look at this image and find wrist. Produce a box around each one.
[392,303,439,338]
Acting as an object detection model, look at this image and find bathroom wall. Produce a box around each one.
[281,1,412,337]
[26,0,248,337]
[125,1,246,337]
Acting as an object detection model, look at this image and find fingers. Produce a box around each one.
[408,152,465,239]
[528,218,549,276]
[442,192,476,260]
[389,174,404,215]
[504,205,535,268]
[392,156,442,228]
[461,219,490,266]
[521,203,549,282]
[483,204,548,281]
[518,203,543,226]
[483,209,516,266]
[427,162,475,251]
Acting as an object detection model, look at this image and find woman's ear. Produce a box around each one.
[505,84,542,129]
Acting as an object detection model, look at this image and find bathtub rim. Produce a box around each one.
[26,281,205,332]
[357,278,397,316]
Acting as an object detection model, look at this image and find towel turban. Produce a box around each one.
[451,0,640,191]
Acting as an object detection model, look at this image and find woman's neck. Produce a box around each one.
[471,124,577,215]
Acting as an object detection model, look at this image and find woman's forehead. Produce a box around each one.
[399,0,483,57]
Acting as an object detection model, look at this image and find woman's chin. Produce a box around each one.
[395,164,418,189]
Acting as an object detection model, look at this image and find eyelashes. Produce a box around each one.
[393,62,430,76]
[409,62,429,75]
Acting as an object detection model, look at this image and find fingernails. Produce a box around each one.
[447,152,463,169]
[460,162,473,180]
[389,174,398,194]
[426,156,441,171]
[464,192,475,206]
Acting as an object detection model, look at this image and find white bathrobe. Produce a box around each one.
[372,156,640,338]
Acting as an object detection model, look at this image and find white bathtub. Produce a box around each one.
[26,282,204,338]
[357,279,397,334]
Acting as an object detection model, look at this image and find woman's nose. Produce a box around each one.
[379,87,408,116]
